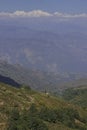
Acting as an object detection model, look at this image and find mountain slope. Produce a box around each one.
[62,85,87,107]
[0,83,87,130]
[1,60,87,94]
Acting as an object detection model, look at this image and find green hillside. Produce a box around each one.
[0,83,87,130]
[62,85,87,108]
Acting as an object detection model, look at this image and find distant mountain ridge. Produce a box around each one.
[0,60,87,94]
[0,18,87,73]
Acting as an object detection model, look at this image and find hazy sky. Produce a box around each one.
[0,0,87,13]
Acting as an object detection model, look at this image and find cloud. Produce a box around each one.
[23,48,35,64]
[0,10,87,18]
[14,10,52,17]
[47,63,58,72]
[23,48,43,65]
[0,54,11,63]
[0,10,52,17]
[54,12,87,18]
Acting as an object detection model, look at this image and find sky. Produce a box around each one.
[0,0,87,14]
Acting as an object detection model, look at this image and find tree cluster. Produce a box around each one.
[7,104,86,130]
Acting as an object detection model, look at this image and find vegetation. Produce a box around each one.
[62,86,87,107]
[7,104,87,130]
[0,82,87,130]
